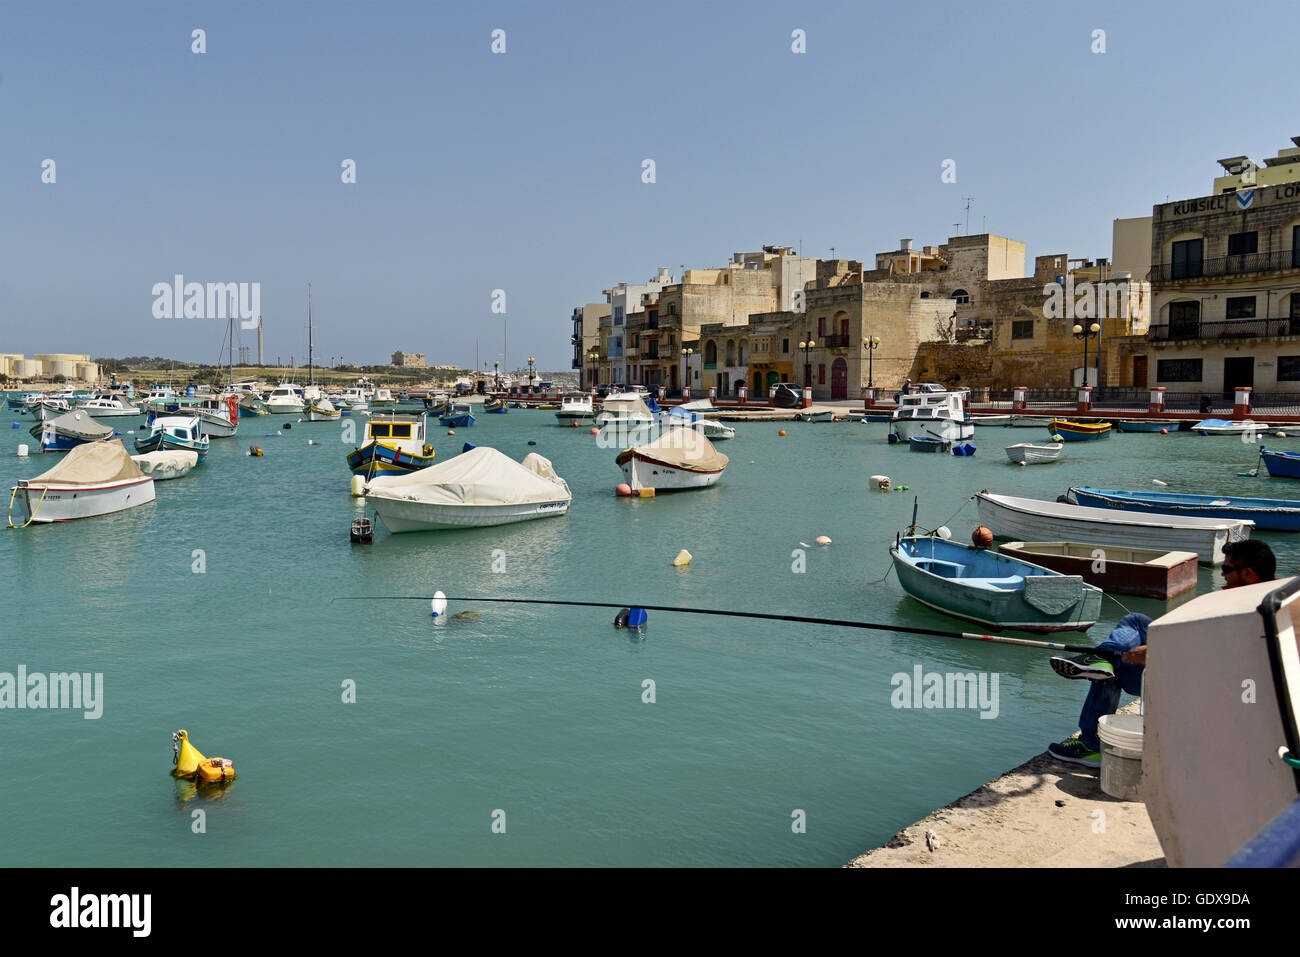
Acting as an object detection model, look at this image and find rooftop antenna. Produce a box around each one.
[963,197,975,234]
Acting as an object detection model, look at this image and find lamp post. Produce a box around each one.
[587,351,599,391]
[527,356,536,392]
[799,335,816,390]
[1073,322,1101,387]
[681,347,693,398]
[864,336,881,388]
[493,360,499,391]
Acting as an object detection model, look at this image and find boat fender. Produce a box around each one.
[284,423,292,429]
[430,591,448,617]
[16,444,28,457]
[423,445,434,456]
[614,608,648,629]
[248,445,263,456]
[887,432,898,444]
[613,607,631,628]
[461,443,476,453]
[972,525,993,549]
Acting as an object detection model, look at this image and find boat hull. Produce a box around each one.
[196,410,237,437]
[615,450,725,491]
[997,542,1199,600]
[891,418,974,442]
[1005,443,1062,464]
[1069,486,1300,533]
[347,442,436,477]
[439,414,475,427]
[132,433,209,461]
[1048,419,1111,441]
[1260,447,1300,479]
[1116,420,1168,433]
[908,436,950,452]
[975,491,1249,565]
[891,538,1102,633]
[370,496,569,531]
[10,476,155,524]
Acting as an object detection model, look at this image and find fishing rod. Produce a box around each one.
[333,595,1100,653]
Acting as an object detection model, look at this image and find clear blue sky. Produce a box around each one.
[3,0,1296,372]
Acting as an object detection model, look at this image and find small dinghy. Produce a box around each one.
[1192,418,1256,436]
[1069,486,1300,532]
[891,531,1103,633]
[615,427,728,491]
[1005,442,1063,465]
[1117,419,1168,433]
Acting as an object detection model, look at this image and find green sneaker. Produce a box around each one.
[1050,653,1114,681]
[1048,738,1101,768]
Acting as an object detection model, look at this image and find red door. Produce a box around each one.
[831,358,848,399]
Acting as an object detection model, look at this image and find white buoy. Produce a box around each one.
[936,526,952,540]
[431,591,448,617]
[276,430,282,436]
[1278,432,1288,438]
[308,439,317,446]
[350,475,365,498]
[127,429,134,435]
[815,535,832,545]
[869,475,892,491]
[17,444,29,457]
[1152,479,1168,486]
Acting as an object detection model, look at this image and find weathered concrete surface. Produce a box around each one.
[847,703,1165,868]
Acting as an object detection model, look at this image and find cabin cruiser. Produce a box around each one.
[555,393,596,424]
[339,388,370,414]
[264,383,305,415]
[890,387,973,443]
[79,393,141,418]
[194,395,238,437]
[133,415,210,460]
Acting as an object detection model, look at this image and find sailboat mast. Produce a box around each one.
[308,282,314,386]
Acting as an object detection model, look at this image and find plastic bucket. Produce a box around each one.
[1097,713,1144,801]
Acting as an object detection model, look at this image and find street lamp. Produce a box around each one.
[864,336,881,388]
[681,347,693,397]
[493,360,499,391]
[587,351,599,391]
[527,356,536,392]
[1073,322,1101,388]
[798,335,816,390]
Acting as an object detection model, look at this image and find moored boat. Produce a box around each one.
[1116,419,1169,433]
[346,413,435,477]
[974,490,1252,565]
[890,534,1103,633]
[908,435,951,453]
[615,427,728,492]
[133,415,210,461]
[439,403,475,428]
[130,449,199,481]
[1192,418,1256,436]
[29,410,115,452]
[7,439,155,526]
[1047,418,1111,441]
[306,397,341,421]
[194,396,238,437]
[1068,486,1300,533]
[79,394,141,418]
[891,388,973,443]
[554,393,596,424]
[364,447,571,531]
[796,409,836,423]
[483,397,508,414]
[969,414,1013,426]
[997,541,1199,600]
[1005,442,1063,464]
[1259,445,1300,479]
[264,383,305,415]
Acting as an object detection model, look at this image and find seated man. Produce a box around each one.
[1046,539,1277,768]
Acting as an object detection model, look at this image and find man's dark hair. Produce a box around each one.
[1224,539,1276,581]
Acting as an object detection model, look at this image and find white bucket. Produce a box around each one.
[1097,713,1144,801]
[350,475,365,498]
[870,474,891,491]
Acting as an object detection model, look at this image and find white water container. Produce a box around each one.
[1097,713,1144,801]
[17,444,29,457]
[869,474,891,491]
[350,475,365,498]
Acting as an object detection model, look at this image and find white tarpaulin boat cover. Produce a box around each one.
[43,410,115,442]
[365,446,571,506]
[130,449,199,476]
[627,428,729,471]
[28,439,146,486]
[600,394,653,418]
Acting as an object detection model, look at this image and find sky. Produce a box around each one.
[3,0,1298,373]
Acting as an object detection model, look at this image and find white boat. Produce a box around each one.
[306,397,341,421]
[555,393,596,423]
[679,399,719,414]
[1191,418,1256,436]
[365,447,571,531]
[130,449,198,480]
[974,491,1252,566]
[195,396,238,437]
[665,406,735,439]
[970,414,1013,426]
[133,415,210,460]
[339,388,370,414]
[79,395,141,418]
[890,388,974,442]
[1142,578,1300,866]
[370,388,397,410]
[615,427,729,492]
[796,409,836,423]
[30,397,72,422]
[595,392,655,427]
[1005,442,1063,465]
[7,439,155,525]
[264,383,305,415]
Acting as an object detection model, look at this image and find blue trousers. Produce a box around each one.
[1078,613,1150,751]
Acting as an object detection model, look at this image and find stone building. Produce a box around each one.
[1143,137,1300,395]
[570,302,609,388]
[391,351,426,367]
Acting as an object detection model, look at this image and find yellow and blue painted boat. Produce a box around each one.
[1047,418,1111,441]
[346,413,435,476]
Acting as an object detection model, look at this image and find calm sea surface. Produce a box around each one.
[3,401,1298,866]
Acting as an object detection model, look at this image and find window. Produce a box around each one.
[1227,231,1258,256]
[920,291,930,298]
[1011,320,1034,340]
[1169,301,1200,338]
[1290,294,1300,335]
[818,364,826,385]
[370,424,390,437]
[1171,239,1203,279]
[393,425,411,438]
[782,338,789,353]
[614,306,624,325]
[1279,356,1300,381]
[817,317,826,337]
[1294,225,1300,269]
[952,289,971,305]
[1157,358,1203,382]
[1226,296,1256,320]
[840,317,848,338]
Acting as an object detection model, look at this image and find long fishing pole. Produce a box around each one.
[333,595,1100,653]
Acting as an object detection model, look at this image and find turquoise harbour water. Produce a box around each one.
[3,404,1299,867]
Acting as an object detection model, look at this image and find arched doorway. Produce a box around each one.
[831,358,848,399]
[753,371,764,395]
[766,371,779,390]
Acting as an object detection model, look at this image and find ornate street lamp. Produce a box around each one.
[1073,322,1101,388]
[527,356,536,392]
[587,351,599,390]
[798,336,816,390]
[681,347,693,397]
[864,336,881,387]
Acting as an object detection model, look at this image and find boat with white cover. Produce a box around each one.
[615,427,729,491]
[30,410,115,452]
[1005,442,1063,465]
[595,392,655,428]
[890,388,973,442]
[7,439,155,525]
[306,397,341,421]
[974,490,1252,565]
[130,449,198,481]
[264,383,305,415]
[365,446,571,531]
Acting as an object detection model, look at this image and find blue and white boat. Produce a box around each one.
[439,403,475,428]
[346,413,435,477]
[1069,486,1300,533]
[890,535,1103,633]
[133,415,209,461]
[29,410,115,452]
[483,397,508,414]
[1259,446,1300,480]
[1116,419,1169,433]
[1191,418,1255,436]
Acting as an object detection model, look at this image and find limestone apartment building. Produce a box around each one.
[1145,137,1300,397]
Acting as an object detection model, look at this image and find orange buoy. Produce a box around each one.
[571,421,579,428]
[616,483,632,497]
[590,427,599,435]
[447,430,455,436]
[1160,428,1168,434]
[972,525,994,549]
[778,429,787,436]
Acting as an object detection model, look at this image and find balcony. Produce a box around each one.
[1149,248,1300,283]
[703,361,717,370]
[624,347,638,359]
[1149,316,1300,342]
[822,334,852,349]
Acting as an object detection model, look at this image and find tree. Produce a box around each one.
[932,310,957,343]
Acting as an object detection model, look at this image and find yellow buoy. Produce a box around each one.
[172,729,235,783]
[637,487,655,498]
[673,549,692,566]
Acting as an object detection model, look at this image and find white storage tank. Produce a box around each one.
[46,359,80,379]
[77,362,100,381]
[11,359,40,378]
